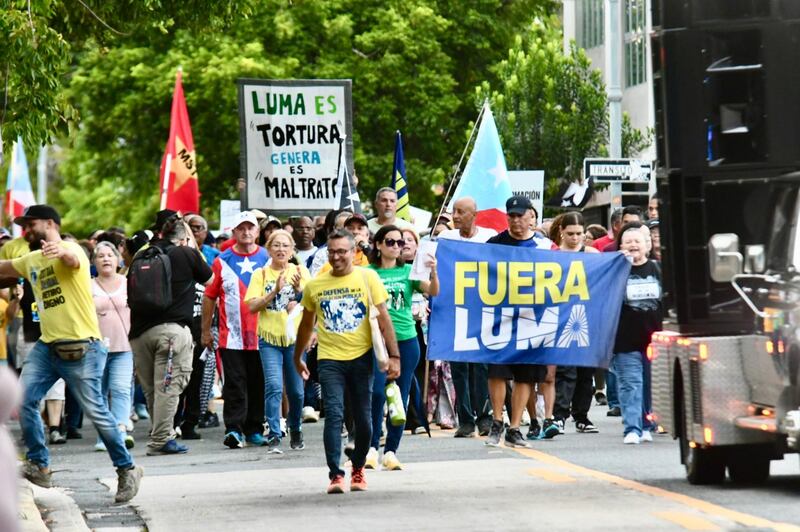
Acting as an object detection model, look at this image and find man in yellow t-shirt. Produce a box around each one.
[294,229,400,494]
[0,205,142,503]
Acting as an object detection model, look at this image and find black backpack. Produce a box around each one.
[127,245,173,314]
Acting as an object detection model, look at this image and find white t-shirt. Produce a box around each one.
[438,227,497,243]
[296,246,319,268]
[367,216,415,235]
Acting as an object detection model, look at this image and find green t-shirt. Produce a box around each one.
[369,264,421,341]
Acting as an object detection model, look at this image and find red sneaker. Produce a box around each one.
[351,466,368,492]
[327,474,346,494]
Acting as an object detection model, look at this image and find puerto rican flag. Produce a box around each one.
[204,246,269,351]
[5,137,36,235]
[449,103,513,232]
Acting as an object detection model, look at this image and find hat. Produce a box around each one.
[233,211,258,229]
[344,213,368,228]
[14,204,62,226]
[263,215,282,229]
[151,209,178,232]
[505,195,532,215]
[249,209,268,221]
[646,219,660,230]
[0,228,11,240]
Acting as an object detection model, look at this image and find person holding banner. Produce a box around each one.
[611,222,663,445]
[365,225,438,471]
[293,229,400,494]
[246,230,310,454]
[439,197,495,438]
[485,196,559,447]
[549,212,601,435]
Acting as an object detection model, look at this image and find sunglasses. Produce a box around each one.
[383,238,404,248]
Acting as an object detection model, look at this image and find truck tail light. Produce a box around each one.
[766,340,774,354]
[646,345,655,361]
[703,426,713,444]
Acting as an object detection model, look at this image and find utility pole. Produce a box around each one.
[606,0,624,216]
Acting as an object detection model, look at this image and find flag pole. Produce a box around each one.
[433,100,488,232]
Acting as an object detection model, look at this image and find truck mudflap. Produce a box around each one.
[650,333,780,447]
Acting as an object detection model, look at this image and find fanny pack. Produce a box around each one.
[52,339,92,362]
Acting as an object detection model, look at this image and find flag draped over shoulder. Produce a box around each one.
[335,137,361,213]
[391,130,410,221]
[449,103,513,232]
[5,137,35,234]
[160,69,199,213]
[428,239,631,368]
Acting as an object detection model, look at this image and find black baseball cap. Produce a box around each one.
[14,205,62,226]
[506,195,532,215]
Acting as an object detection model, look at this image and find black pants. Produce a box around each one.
[451,362,490,426]
[174,338,205,428]
[554,366,595,422]
[220,349,264,436]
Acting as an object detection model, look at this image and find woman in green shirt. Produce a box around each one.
[366,225,438,471]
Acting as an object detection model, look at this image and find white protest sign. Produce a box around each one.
[237,79,353,214]
[410,240,438,281]
[409,206,432,234]
[219,200,241,233]
[508,170,544,218]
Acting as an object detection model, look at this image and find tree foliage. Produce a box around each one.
[477,16,650,198]
[48,0,557,235]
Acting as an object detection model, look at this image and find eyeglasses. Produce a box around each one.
[328,248,352,256]
[383,239,404,248]
[271,243,292,249]
[189,224,205,231]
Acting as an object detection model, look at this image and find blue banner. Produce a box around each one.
[428,239,631,368]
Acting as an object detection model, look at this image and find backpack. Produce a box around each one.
[127,245,173,314]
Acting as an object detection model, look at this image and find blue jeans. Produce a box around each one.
[606,369,619,409]
[99,351,133,441]
[258,340,304,440]
[642,358,656,431]
[610,351,644,437]
[318,351,373,479]
[371,337,420,453]
[20,340,133,469]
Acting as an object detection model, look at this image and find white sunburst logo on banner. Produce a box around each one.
[557,305,590,348]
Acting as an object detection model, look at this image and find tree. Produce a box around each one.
[0,0,257,153]
[52,0,557,235]
[476,16,651,199]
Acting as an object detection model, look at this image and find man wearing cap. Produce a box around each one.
[129,212,213,456]
[367,188,415,234]
[484,196,558,448]
[202,211,269,449]
[0,205,143,502]
[315,214,371,277]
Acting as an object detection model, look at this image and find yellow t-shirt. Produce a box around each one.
[245,263,310,347]
[301,267,388,361]
[0,298,7,360]
[12,241,102,343]
[318,249,369,276]
[0,237,30,260]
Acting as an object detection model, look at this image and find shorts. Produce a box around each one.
[488,363,547,383]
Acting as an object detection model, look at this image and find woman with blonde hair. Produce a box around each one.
[246,230,310,454]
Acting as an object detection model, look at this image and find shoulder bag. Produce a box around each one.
[359,269,389,372]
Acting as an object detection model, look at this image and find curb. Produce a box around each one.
[26,480,91,532]
[18,480,47,532]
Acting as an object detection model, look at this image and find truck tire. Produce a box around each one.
[727,450,770,485]
[682,437,726,485]
[676,376,725,485]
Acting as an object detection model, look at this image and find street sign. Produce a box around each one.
[583,158,652,183]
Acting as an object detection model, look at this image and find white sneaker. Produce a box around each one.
[382,450,402,471]
[365,447,379,470]
[623,432,641,445]
[521,409,531,427]
[302,406,319,423]
[641,430,653,442]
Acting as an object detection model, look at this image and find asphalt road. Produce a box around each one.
[13,401,800,531]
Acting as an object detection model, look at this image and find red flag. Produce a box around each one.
[159,69,199,213]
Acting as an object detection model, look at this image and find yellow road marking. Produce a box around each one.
[653,511,720,531]
[527,467,576,483]
[512,448,800,532]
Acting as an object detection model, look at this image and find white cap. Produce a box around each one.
[233,211,258,229]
